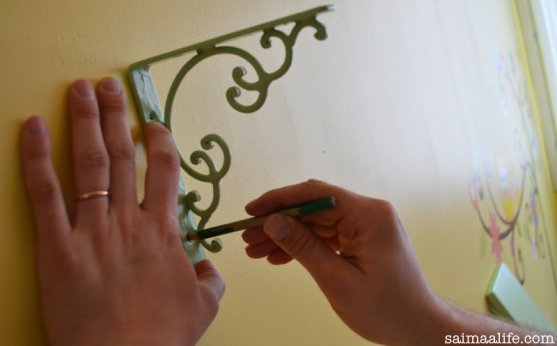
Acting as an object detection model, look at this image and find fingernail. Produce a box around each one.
[146,121,165,132]
[99,77,121,94]
[265,214,291,241]
[72,79,94,99]
[25,116,46,136]
[147,121,163,128]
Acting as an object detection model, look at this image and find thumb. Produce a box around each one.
[264,214,346,280]
[195,260,226,302]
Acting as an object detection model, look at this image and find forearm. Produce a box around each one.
[418,296,556,345]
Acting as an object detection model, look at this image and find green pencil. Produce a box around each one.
[186,196,336,241]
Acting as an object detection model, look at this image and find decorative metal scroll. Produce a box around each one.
[128,5,333,260]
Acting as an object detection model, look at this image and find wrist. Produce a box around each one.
[396,293,455,345]
[417,294,540,344]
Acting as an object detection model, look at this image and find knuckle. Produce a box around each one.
[162,219,178,234]
[156,214,181,244]
[304,178,331,192]
[23,142,49,159]
[306,178,325,185]
[148,123,171,136]
[100,98,126,115]
[74,103,99,119]
[151,149,179,171]
[106,137,135,161]
[156,214,180,234]
[366,198,406,239]
[304,178,326,190]
[30,179,59,204]
[365,197,396,221]
[38,246,79,282]
[115,212,136,240]
[77,147,109,170]
[374,199,396,217]
[286,231,313,258]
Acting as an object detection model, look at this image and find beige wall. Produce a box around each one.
[1,1,556,345]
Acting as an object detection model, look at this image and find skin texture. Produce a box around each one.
[242,180,555,345]
[20,78,224,346]
[242,180,440,344]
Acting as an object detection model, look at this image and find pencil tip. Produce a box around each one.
[186,233,199,241]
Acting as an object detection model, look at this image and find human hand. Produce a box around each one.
[20,78,224,346]
[242,180,443,345]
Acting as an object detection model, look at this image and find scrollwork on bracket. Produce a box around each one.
[128,5,333,259]
[177,133,230,253]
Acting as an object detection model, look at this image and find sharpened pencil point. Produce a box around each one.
[186,233,199,241]
[185,197,336,241]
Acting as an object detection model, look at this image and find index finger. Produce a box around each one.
[245,179,353,221]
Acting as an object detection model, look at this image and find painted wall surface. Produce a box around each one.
[1,1,556,345]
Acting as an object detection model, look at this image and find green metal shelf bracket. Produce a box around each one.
[128,5,333,262]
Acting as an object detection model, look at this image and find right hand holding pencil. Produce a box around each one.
[242,179,441,345]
